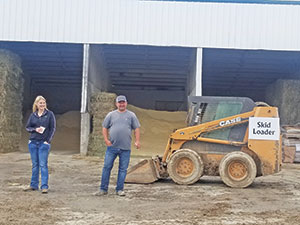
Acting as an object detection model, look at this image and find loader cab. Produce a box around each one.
[187,96,256,142]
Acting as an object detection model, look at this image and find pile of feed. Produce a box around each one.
[51,111,81,151]
[127,105,186,156]
[20,110,81,152]
[0,50,24,153]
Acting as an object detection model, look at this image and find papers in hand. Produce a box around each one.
[38,126,45,134]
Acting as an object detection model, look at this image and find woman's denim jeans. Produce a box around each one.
[100,146,131,192]
[28,140,51,190]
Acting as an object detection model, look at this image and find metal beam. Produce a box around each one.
[81,44,89,113]
[195,48,203,96]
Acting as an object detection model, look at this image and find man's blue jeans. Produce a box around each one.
[28,140,51,190]
[100,146,131,192]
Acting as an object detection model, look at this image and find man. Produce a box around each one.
[95,95,140,197]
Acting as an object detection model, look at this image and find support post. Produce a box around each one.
[195,47,203,96]
[80,44,90,156]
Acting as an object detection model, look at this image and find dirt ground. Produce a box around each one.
[1,150,300,225]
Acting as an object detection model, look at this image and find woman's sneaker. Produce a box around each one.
[41,189,48,194]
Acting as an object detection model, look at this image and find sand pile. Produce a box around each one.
[51,111,80,151]
[20,110,81,152]
[88,92,117,156]
[127,105,186,156]
[0,50,24,153]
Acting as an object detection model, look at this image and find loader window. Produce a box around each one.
[187,96,255,142]
[202,102,243,140]
[215,102,243,120]
[201,103,218,123]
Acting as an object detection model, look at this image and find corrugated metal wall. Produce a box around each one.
[0,0,299,50]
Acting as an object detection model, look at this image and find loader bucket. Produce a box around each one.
[125,159,159,184]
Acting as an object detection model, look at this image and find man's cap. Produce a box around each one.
[116,95,127,102]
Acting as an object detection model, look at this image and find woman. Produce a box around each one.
[24,96,56,194]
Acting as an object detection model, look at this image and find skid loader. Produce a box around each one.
[125,96,282,188]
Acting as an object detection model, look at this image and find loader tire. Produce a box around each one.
[167,149,204,185]
[219,152,257,188]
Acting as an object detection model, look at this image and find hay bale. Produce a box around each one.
[0,49,24,153]
[87,92,117,156]
[266,79,300,125]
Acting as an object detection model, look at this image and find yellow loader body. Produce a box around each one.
[126,97,281,188]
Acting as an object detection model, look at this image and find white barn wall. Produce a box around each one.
[0,0,300,50]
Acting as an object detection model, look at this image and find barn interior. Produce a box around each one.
[202,48,300,102]
[0,41,83,152]
[1,41,300,153]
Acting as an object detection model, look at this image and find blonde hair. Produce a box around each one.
[32,95,47,112]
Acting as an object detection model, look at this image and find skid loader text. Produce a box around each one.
[253,122,275,135]
[257,122,271,128]
[252,128,275,135]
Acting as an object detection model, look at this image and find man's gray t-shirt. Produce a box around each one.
[102,110,140,150]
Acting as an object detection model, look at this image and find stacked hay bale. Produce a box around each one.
[88,92,116,156]
[266,79,300,125]
[0,50,24,153]
[282,124,300,163]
